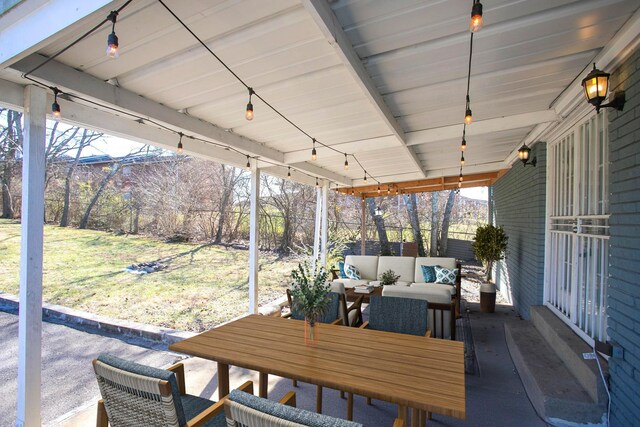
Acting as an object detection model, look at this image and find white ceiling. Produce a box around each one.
[1,0,639,188]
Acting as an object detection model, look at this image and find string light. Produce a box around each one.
[106,11,119,58]
[316,177,319,187]
[246,155,251,170]
[364,172,367,182]
[351,188,355,196]
[51,88,61,120]
[459,173,464,182]
[287,166,291,179]
[245,88,254,121]
[177,132,183,153]
[470,1,484,33]
[460,154,465,165]
[387,186,391,195]
[377,185,381,194]
[311,138,317,161]
[461,138,466,152]
[344,154,349,170]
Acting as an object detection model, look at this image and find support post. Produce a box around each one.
[248,162,260,314]
[16,85,46,427]
[320,181,329,268]
[360,197,366,255]
[312,185,322,270]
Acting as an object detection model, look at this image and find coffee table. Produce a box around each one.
[344,286,382,303]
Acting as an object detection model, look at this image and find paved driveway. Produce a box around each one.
[0,311,179,427]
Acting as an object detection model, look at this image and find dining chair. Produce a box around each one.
[347,296,431,423]
[93,353,247,427]
[330,282,364,327]
[224,388,405,427]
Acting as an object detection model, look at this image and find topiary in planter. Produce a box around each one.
[472,224,508,282]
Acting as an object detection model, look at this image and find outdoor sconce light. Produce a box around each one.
[374,206,383,216]
[581,63,625,113]
[517,144,536,167]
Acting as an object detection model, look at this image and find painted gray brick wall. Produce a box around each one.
[607,47,640,427]
[491,143,546,320]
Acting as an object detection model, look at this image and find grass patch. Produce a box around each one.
[0,219,300,331]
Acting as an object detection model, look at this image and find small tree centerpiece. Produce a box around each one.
[379,269,401,286]
[472,224,508,313]
[290,262,330,345]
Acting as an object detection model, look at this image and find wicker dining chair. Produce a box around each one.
[224,388,405,427]
[93,353,243,427]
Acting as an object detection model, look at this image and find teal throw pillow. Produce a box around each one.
[434,266,458,285]
[420,265,437,283]
[337,261,347,279]
[344,263,361,280]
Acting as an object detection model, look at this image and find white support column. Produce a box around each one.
[16,85,46,427]
[312,186,322,270]
[248,162,260,314]
[320,181,329,268]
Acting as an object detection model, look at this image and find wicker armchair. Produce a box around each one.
[224,388,404,427]
[93,353,246,427]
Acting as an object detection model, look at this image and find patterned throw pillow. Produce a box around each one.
[344,263,361,280]
[337,261,348,279]
[420,265,438,283]
[435,266,458,285]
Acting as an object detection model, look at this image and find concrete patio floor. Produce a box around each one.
[3,300,547,427]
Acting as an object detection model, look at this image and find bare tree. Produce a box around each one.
[1,109,22,219]
[215,164,242,243]
[439,190,456,256]
[367,198,391,255]
[79,146,149,229]
[404,193,426,256]
[429,192,440,256]
[60,129,102,226]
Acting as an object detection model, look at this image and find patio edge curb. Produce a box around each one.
[0,292,196,344]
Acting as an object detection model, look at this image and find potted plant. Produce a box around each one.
[379,269,401,286]
[472,224,508,313]
[290,262,330,345]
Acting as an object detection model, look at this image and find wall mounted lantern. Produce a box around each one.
[374,206,383,217]
[517,144,536,167]
[581,63,625,113]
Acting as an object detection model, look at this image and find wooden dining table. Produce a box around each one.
[169,314,465,425]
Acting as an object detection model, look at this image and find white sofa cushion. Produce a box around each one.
[344,255,379,281]
[414,257,457,283]
[381,285,453,339]
[377,256,416,284]
[369,280,410,287]
[411,282,457,295]
[331,278,369,289]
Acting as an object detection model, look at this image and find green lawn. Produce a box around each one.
[0,219,299,331]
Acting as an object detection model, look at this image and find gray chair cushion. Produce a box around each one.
[97,353,186,426]
[291,292,341,324]
[181,394,225,427]
[368,296,428,336]
[229,389,362,427]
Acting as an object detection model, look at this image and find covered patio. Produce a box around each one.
[1,0,640,426]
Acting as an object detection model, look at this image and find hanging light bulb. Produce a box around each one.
[344,154,349,170]
[364,172,367,182]
[395,187,399,195]
[316,177,319,187]
[287,166,291,179]
[458,181,463,188]
[461,154,465,165]
[377,185,381,194]
[351,188,355,196]
[177,132,184,153]
[461,138,467,152]
[470,1,484,33]
[459,173,464,182]
[246,155,251,170]
[51,88,61,121]
[311,138,317,161]
[464,108,473,125]
[245,88,254,121]
[106,11,119,59]
[387,186,391,195]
